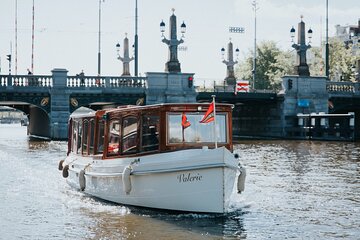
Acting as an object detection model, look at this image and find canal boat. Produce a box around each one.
[59,103,246,213]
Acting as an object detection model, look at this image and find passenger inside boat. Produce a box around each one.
[97,120,105,153]
[108,120,120,155]
[142,115,160,152]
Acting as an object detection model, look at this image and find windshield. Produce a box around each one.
[167,112,227,144]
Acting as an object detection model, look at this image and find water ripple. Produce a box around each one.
[0,126,359,239]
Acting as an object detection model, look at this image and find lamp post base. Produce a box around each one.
[165,61,181,73]
[295,64,310,77]
[225,77,236,86]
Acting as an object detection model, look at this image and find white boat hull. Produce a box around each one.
[63,147,242,213]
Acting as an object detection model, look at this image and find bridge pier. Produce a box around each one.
[50,68,70,140]
[282,75,329,138]
[282,75,328,114]
[146,72,197,104]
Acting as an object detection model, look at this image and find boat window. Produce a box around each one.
[72,120,78,153]
[107,120,120,156]
[77,120,82,154]
[121,116,138,154]
[89,119,95,154]
[167,113,227,144]
[82,119,89,154]
[141,115,159,152]
[97,120,105,154]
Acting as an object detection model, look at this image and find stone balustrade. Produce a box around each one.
[326,81,360,94]
[0,74,147,89]
[66,76,147,88]
[0,75,52,87]
[2,72,360,98]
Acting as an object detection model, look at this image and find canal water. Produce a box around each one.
[0,124,359,239]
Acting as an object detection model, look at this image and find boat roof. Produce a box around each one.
[70,103,233,119]
[70,107,96,118]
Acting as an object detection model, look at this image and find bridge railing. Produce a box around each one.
[198,81,360,95]
[196,85,277,94]
[327,81,360,94]
[0,75,52,87]
[66,75,147,88]
[0,74,147,89]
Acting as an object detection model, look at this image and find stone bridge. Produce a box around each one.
[0,69,146,139]
[198,79,360,140]
[1,69,360,140]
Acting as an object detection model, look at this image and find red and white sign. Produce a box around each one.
[235,80,249,93]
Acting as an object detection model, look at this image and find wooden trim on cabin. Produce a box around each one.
[68,103,234,159]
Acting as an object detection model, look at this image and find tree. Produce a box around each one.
[308,46,324,77]
[236,41,295,91]
[328,38,356,81]
[236,38,357,91]
[305,39,356,81]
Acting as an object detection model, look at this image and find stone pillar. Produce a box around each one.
[117,35,134,76]
[150,10,194,104]
[282,75,328,115]
[292,19,311,76]
[145,72,197,104]
[50,68,70,140]
[281,75,328,137]
[161,10,185,73]
[222,41,238,86]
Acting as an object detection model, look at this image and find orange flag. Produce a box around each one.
[181,112,191,129]
[200,101,215,123]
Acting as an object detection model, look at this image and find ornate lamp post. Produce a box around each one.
[221,40,239,85]
[291,17,313,76]
[116,34,134,76]
[160,9,186,73]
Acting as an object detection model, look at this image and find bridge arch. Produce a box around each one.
[0,105,28,125]
[29,105,50,139]
[69,95,146,113]
[0,101,50,139]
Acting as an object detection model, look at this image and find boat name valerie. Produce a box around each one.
[177,172,203,183]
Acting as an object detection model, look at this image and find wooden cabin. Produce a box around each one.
[67,103,233,159]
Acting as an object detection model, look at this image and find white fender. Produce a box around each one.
[122,166,132,194]
[237,165,246,193]
[58,160,64,171]
[79,170,86,191]
[62,165,69,178]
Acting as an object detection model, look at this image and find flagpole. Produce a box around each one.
[211,95,217,148]
[182,125,185,143]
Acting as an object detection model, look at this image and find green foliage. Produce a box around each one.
[307,40,356,80]
[236,41,295,91]
[236,38,357,91]
[308,46,324,77]
[329,38,356,81]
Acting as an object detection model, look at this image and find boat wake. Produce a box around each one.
[62,185,249,239]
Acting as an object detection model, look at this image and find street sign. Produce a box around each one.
[235,80,249,93]
[298,99,310,108]
[229,27,245,33]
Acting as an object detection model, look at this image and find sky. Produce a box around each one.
[0,0,359,85]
